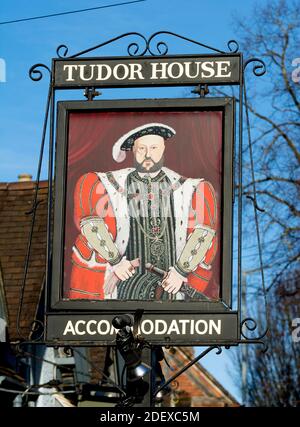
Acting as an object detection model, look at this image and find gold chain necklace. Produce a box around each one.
[130,173,170,241]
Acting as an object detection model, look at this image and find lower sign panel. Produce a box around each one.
[46,312,238,345]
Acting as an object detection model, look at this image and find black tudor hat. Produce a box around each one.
[112,123,176,163]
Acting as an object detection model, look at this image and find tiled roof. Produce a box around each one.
[0,180,48,341]
[163,347,239,406]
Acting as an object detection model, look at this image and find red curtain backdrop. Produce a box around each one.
[63,110,223,297]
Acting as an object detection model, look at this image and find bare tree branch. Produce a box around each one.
[242,176,300,189]
[246,104,300,164]
[280,29,300,112]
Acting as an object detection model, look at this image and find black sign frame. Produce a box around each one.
[46,96,235,345]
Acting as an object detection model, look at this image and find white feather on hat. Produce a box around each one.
[112,122,176,163]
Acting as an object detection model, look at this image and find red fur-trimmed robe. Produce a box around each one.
[67,167,218,300]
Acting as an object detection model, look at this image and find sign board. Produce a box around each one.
[53,54,241,88]
[47,312,238,346]
[48,95,234,344]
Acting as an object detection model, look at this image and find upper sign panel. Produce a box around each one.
[53,55,241,88]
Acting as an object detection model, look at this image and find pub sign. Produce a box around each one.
[46,54,237,345]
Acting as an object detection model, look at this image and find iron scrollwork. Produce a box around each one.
[56,44,69,58]
[244,57,266,76]
[55,31,240,59]
[242,56,268,353]
[21,64,51,342]
[29,63,52,81]
[240,318,268,352]
[227,39,240,53]
[154,345,223,397]
[29,319,45,342]
[56,32,148,58]
[146,30,227,55]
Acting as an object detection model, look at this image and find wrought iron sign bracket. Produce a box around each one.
[84,87,102,101]
[17,31,269,406]
[191,84,210,97]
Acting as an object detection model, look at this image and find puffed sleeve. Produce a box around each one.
[175,180,218,292]
[73,172,119,264]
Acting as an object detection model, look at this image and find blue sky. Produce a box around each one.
[0,0,258,183]
[0,0,265,402]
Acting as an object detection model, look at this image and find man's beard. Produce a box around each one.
[134,156,164,173]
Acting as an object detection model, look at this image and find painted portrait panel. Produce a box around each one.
[61,107,223,303]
